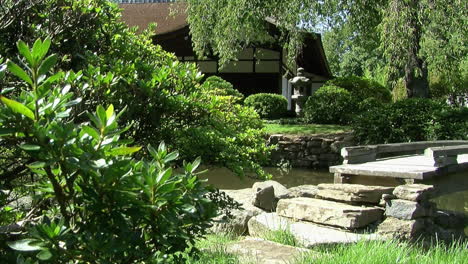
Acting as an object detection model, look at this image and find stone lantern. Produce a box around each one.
[289,68,311,115]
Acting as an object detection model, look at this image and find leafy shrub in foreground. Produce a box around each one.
[244,93,288,119]
[303,85,358,125]
[352,98,468,144]
[0,0,271,183]
[0,39,218,263]
[326,76,392,103]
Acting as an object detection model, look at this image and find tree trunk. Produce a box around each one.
[404,0,430,98]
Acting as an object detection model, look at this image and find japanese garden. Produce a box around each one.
[0,0,467,263]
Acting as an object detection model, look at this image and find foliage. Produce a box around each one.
[325,76,392,103]
[0,39,219,263]
[244,93,288,119]
[261,228,299,247]
[352,98,468,144]
[303,85,358,125]
[183,0,467,98]
[0,0,271,182]
[201,76,244,100]
[264,123,351,135]
[297,239,468,264]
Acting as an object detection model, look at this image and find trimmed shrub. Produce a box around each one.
[303,85,358,125]
[352,98,468,144]
[326,76,392,103]
[244,93,288,119]
[201,76,243,99]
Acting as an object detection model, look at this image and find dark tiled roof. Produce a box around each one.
[119,2,187,34]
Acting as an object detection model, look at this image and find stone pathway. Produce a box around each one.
[226,237,312,264]
[248,213,382,248]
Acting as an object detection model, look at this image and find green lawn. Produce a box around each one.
[264,123,351,135]
[191,233,468,264]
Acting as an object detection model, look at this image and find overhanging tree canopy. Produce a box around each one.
[183,0,467,98]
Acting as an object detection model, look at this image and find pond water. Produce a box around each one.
[200,167,467,235]
[198,167,333,190]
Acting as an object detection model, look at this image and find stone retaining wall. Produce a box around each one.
[268,132,355,168]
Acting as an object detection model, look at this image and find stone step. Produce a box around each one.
[276,198,384,229]
[316,183,394,204]
[248,213,382,248]
[226,236,311,264]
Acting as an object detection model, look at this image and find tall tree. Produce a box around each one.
[183,0,467,98]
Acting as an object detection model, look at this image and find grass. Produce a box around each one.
[261,228,300,247]
[189,233,468,264]
[186,233,245,264]
[264,123,351,135]
[294,239,468,264]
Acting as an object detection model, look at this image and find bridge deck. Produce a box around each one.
[330,154,468,180]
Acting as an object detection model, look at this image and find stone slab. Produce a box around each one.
[385,199,431,220]
[210,209,256,235]
[392,184,435,202]
[331,154,468,180]
[316,184,394,204]
[377,217,425,239]
[248,213,382,248]
[221,189,264,215]
[276,198,384,229]
[287,185,318,198]
[226,237,311,264]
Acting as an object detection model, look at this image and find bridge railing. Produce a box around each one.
[342,140,468,165]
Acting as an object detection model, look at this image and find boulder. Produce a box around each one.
[287,185,318,198]
[210,209,256,235]
[393,184,435,202]
[379,193,397,207]
[277,198,384,229]
[226,237,311,264]
[385,199,431,220]
[252,185,276,211]
[248,213,382,248]
[251,181,289,211]
[221,188,264,215]
[377,217,425,239]
[316,184,394,204]
[252,181,289,199]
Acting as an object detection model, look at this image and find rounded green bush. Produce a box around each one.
[352,98,468,144]
[244,93,288,119]
[201,76,244,99]
[303,85,357,125]
[326,76,392,103]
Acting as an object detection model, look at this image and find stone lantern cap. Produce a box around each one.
[290,68,310,85]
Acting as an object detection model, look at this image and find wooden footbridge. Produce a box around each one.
[330,141,468,185]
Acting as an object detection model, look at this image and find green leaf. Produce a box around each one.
[19,144,41,151]
[27,161,46,169]
[36,250,52,261]
[82,125,100,140]
[147,144,158,159]
[16,41,33,66]
[191,157,202,173]
[108,146,142,156]
[0,96,35,120]
[38,54,58,76]
[32,38,51,62]
[164,151,179,163]
[7,239,43,251]
[6,61,33,86]
[156,168,172,184]
[38,38,51,61]
[106,104,114,120]
[96,105,107,125]
[0,63,6,80]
